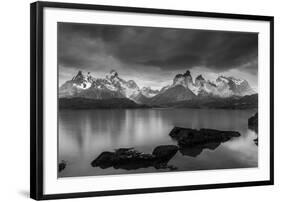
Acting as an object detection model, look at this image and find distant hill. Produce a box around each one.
[59,98,149,109]
[149,85,195,105]
[161,94,258,109]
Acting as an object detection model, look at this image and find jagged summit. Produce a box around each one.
[72,70,83,80]
[69,70,95,89]
[72,70,94,80]
[194,75,206,89]
[183,70,191,77]
[196,75,205,81]
[106,69,119,80]
[76,70,83,76]
[173,70,193,87]
[110,69,118,77]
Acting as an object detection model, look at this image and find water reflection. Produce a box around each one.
[59,109,258,177]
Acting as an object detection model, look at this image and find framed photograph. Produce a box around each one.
[30,1,274,200]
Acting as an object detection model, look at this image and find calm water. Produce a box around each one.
[58,109,258,178]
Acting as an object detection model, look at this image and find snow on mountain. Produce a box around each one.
[171,70,201,96]
[59,69,256,103]
[161,70,256,98]
[59,70,144,102]
[71,70,95,89]
[194,75,210,96]
[159,85,171,94]
[59,71,96,97]
[214,76,255,97]
[141,87,160,98]
[172,70,193,89]
[105,70,142,101]
[171,70,213,96]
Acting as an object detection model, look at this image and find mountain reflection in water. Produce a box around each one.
[58,108,258,177]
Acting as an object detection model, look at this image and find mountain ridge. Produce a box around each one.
[59,69,257,107]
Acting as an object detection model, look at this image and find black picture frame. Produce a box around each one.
[30,1,274,200]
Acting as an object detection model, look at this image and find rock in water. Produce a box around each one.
[253,138,258,146]
[91,152,117,169]
[169,127,240,147]
[152,145,179,161]
[58,161,66,172]
[248,113,258,145]
[248,112,258,133]
[91,145,178,171]
[179,142,221,157]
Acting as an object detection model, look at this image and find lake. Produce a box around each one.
[58,108,258,178]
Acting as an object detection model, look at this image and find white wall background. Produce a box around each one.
[0,0,279,201]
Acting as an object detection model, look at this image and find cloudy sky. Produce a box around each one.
[58,22,258,90]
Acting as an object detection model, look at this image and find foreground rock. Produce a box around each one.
[179,142,221,157]
[91,145,178,171]
[248,112,258,133]
[253,138,258,146]
[169,127,240,147]
[248,113,258,145]
[58,161,66,172]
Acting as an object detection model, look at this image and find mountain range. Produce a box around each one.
[59,70,257,109]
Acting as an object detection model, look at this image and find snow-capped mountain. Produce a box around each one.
[173,70,193,88]
[165,70,255,98]
[59,69,256,105]
[59,71,96,97]
[105,69,142,100]
[171,70,201,95]
[59,70,145,102]
[215,76,255,96]
[72,70,95,89]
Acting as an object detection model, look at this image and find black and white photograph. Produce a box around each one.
[58,22,259,178]
[27,1,275,200]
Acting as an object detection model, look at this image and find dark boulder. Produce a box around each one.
[91,152,117,169]
[248,112,258,133]
[169,127,240,147]
[91,145,178,171]
[152,145,179,161]
[179,142,221,157]
[58,161,66,172]
[253,138,258,146]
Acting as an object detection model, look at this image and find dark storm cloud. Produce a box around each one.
[58,22,258,74]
